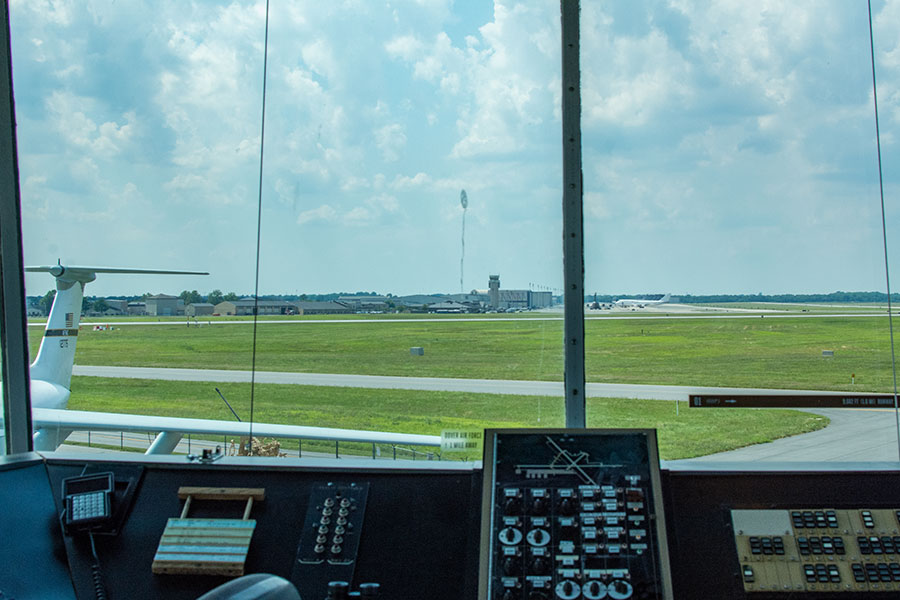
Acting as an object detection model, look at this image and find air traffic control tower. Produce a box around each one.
[488,274,500,309]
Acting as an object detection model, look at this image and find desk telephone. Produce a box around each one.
[62,472,114,532]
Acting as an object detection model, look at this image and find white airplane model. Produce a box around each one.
[10,264,439,454]
[614,293,671,309]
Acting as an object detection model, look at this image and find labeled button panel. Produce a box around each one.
[481,430,672,600]
[733,508,900,593]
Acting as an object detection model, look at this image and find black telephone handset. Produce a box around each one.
[62,472,115,533]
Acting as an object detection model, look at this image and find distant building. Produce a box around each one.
[127,301,146,315]
[337,296,389,312]
[483,276,553,310]
[428,300,470,314]
[145,294,180,316]
[105,299,128,314]
[214,301,236,316]
[293,301,353,315]
[489,275,500,309]
[185,302,215,317]
[214,300,296,316]
[394,294,449,310]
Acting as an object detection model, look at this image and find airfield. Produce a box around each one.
[32,301,900,462]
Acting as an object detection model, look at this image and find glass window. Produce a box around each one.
[14,2,564,459]
[583,1,900,464]
[1,318,5,456]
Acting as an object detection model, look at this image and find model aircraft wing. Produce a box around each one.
[26,265,208,283]
[32,407,440,453]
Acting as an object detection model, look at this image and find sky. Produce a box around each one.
[10,0,900,298]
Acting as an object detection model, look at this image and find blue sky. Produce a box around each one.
[11,1,900,297]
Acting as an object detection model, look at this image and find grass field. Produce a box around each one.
[67,377,829,460]
[34,314,898,391]
[26,311,895,459]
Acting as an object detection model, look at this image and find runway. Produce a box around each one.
[72,364,857,401]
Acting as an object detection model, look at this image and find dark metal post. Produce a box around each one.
[0,0,32,454]
[561,0,585,428]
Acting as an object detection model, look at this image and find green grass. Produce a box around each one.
[68,377,828,460]
[35,314,897,391]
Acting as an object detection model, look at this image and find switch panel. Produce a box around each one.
[479,429,673,600]
[732,508,900,593]
[291,482,369,600]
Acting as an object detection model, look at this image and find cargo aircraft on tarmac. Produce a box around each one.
[614,293,671,309]
[7,263,437,454]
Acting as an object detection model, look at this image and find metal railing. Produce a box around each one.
[68,430,446,461]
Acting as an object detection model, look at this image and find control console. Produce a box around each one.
[479,429,673,599]
[733,508,900,593]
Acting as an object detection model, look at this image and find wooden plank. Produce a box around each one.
[177,487,265,501]
[164,518,257,530]
[157,545,250,555]
[160,535,253,546]
[152,559,245,576]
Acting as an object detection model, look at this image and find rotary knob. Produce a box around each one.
[558,497,576,516]
[526,528,551,547]
[327,581,350,600]
[499,527,524,545]
[499,589,520,600]
[531,496,548,515]
[608,580,633,600]
[502,556,520,576]
[504,496,522,514]
[554,580,580,600]
[529,556,550,575]
[582,580,608,600]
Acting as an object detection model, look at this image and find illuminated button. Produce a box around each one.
[741,565,754,583]
[803,565,816,583]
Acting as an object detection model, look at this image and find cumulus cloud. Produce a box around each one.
[297,204,337,225]
[374,123,407,162]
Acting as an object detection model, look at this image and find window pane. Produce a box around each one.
[15,1,564,458]
[583,1,900,463]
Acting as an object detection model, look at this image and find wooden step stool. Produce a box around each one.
[152,487,265,576]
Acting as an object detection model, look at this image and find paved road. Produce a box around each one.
[675,408,900,464]
[73,365,860,401]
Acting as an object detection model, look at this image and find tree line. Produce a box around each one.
[586,292,900,304]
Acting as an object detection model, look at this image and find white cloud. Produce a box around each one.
[297,204,337,225]
[391,172,431,189]
[374,123,407,162]
[301,39,338,81]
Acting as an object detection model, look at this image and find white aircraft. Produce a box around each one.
[11,264,438,454]
[614,293,671,309]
